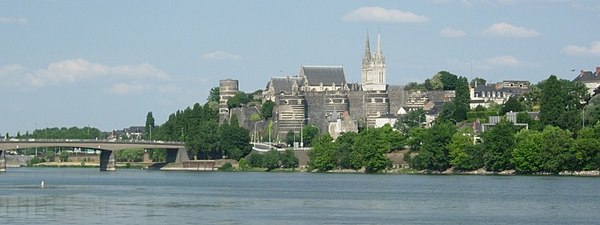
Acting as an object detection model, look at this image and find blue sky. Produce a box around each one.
[1,0,599,134]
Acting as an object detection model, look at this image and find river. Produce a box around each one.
[1,168,599,224]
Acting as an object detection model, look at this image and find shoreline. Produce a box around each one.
[10,163,600,176]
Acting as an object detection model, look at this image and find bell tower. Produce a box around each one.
[361,32,386,91]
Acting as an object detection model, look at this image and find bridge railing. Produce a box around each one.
[0,138,185,145]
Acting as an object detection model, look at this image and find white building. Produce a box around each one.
[361,32,386,91]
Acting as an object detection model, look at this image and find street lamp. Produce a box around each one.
[254,120,264,143]
[300,117,309,148]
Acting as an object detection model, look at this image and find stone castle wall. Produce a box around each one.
[304,92,350,134]
[388,85,406,115]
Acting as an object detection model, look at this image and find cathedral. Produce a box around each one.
[218,32,533,143]
[220,32,407,141]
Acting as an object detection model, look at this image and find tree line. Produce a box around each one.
[309,73,600,174]
[146,102,252,161]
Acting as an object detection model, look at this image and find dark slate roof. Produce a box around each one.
[499,87,527,95]
[300,66,346,86]
[573,71,600,83]
[474,85,497,92]
[269,77,302,94]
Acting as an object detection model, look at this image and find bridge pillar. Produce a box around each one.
[99,150,116,171]
[0,150,6,172]
[165,148,190,163]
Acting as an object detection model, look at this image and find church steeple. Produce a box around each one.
[376,32,382,57]
[360,30,386,91]
[363,31,371,61]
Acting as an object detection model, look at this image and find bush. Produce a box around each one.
[27,156,45,166]
[247,153,264,168]
[238,158,249,171]
[219,162,234,171]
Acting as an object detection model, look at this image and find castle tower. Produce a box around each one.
[219,79,239,114]
[361,32,387,91]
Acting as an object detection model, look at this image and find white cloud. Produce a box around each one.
[449,55,537,71]
[484,56,522,67]
[0,64,27,86]
[110,83,149,95]
[0,17,28,25]
[440,27,466,38]
[342,7,429,23]
[562,41,600,56]
[0,59,176,95]
[201,51,241,60]
[28,59,169,87]
[481,22,540,38]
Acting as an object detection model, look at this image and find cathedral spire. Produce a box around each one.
[376,32,382,57]
[364,31,371,60]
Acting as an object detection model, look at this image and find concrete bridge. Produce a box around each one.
[0,139,188,172]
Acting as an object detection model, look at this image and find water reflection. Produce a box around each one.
[1,168,600,225]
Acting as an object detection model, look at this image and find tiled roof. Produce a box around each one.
[300,66,346,86]
[573,71,600,83]
[269,77,302,94]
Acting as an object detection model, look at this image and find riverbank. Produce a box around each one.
[14,161,600,176]
[30,161,147,169]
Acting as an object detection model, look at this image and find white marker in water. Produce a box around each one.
[41,181,45,187]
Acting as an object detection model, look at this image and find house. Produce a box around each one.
[573,67,600,95]
[470,80,529,109]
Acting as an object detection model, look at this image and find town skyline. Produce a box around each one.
[1,0,599,134]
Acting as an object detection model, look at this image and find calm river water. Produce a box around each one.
[1,168,599,225]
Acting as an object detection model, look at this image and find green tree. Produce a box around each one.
[449,128,483,171]
[352,128,393,173]
[227,91,250,108]
[538,126,574,173]
[501,96,525,115]
[395,109,425,134]
[453,76,470,121]
[583,95,600,126]
[512,129,544,173]
[438,71,458,90]
[405,82,426,91]
[335,132,358,169]
[309,134,337,172]
[470,77,486,87]
[59,151,69,162]
[301,124,320,147]
[145,112,155,140]
[523,84,542,111]
[482,120,518,172]
[261,100,275,119]
[247,153,264,168]
[539,75,588,131]
[572,126,600,170]
[263,150,280,171]
[285,130,297,147]
[207,87,220,102]
[280,150,298,168]
[219,115,252,160]
[430,73,444,90]
[423,79,434,90]
[409,122,456,171]
[147,149,166,162]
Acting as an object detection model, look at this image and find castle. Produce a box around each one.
[218,32,531,142]
[218,33,408,141]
